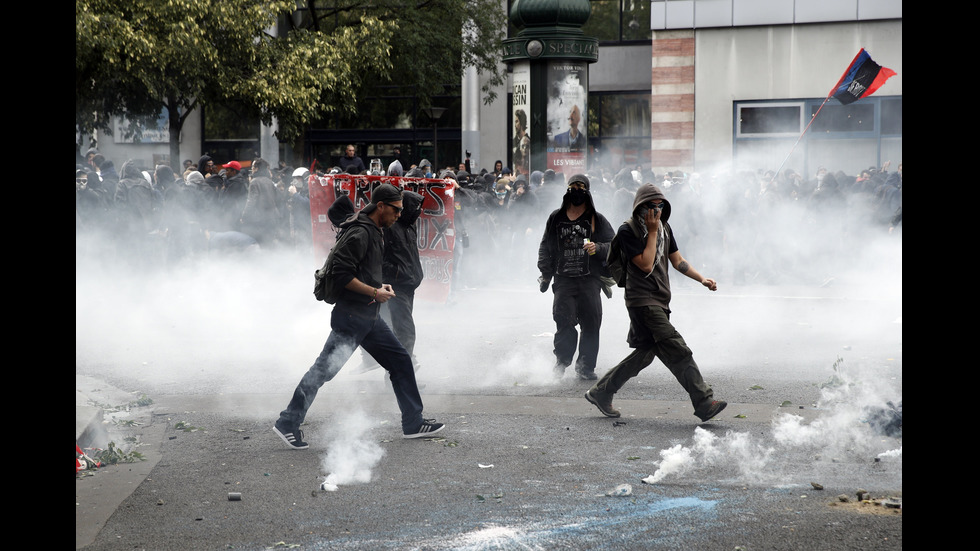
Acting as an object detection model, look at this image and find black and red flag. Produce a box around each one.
[830,48,897,105]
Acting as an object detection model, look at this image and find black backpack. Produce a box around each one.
[313,228,354,304]
[605,219,642,288]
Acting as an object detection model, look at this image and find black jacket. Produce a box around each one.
[382,191,425,290]
[339,155,366,174]
[537,185,615,280]
[333,212,385,308]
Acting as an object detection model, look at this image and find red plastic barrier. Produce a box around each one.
[308,174,457,303]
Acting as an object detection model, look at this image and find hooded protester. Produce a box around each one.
[537,174,616,380]
[378,190,426,370]
[418,159,433,178]
[327,193,356,234]
[492,160,503,179]
[530,170,544,189]
[87,154,118,201]
[168,170,215,262]
[455,170,470,188]
[114,159,156,234]
[240,158,282,247]
[387,158,404,177]
[584,183,727,422]
[197,155,216,180]
[113,159,158,265]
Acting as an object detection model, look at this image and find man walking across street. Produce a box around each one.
[585,183,727,422]
[274,184,444,449]
[537,174,615,380]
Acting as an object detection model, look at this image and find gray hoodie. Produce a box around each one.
[621,183,675,309]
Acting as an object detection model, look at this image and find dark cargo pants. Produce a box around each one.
[595,305,713,411]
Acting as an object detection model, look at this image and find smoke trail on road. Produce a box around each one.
[643,361,902,485]
[319,409,385,490]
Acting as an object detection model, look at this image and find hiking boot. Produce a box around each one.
[585,388,620,418]
[403,420,445,439]
[273,420,309,450]
[695,400,728,422]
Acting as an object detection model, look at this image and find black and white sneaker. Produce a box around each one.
[273,420,309,449]
[403,420,445,439]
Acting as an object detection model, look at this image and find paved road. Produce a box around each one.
[77,251,902,550]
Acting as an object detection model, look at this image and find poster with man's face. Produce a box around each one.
[546,62,587,174]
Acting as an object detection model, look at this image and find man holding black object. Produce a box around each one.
[537,174,615,381]
[274,184,444,449]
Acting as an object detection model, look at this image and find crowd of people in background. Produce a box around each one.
[76,144,902,289]
[76,148,316,268]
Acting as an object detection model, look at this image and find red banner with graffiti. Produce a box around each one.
[308,174,457,303]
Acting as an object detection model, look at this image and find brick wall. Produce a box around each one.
[650,30,695,176]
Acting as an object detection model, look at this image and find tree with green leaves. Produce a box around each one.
[76,0,507,171]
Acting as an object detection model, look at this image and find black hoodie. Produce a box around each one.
[382,191,425,290]
[537,174,615,280]
[619,183,676,309]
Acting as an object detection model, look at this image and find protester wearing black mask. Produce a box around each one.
[536,174,616,380]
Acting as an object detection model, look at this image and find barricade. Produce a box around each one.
[308,174,458,303]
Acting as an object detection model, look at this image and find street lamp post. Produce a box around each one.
[423,107,447,173]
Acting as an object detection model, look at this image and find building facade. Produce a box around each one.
[83,1,901,182]
[480,0,903,179]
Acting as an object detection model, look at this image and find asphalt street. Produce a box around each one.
[76,250,902,550]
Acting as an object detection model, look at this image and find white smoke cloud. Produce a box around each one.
[319,408,385,490]
[643,362,901,485]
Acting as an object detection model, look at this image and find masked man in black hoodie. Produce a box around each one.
[537,174,615,380]
[585,183,727,422]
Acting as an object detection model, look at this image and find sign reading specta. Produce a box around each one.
[308,174,458,303]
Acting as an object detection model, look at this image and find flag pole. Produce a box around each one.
[768,48,895,187]
[768,93,833,188]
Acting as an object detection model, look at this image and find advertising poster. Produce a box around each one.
[308,174,457,303]
[546,62,588,175]
[511,61,531,177]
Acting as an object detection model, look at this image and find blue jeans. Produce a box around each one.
[279,304,425,434]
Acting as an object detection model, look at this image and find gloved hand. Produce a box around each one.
[538,275,551,293]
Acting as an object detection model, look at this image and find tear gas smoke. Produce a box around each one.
[643,362,902,485]
[76,164,900,419]
[319,408,385,490]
